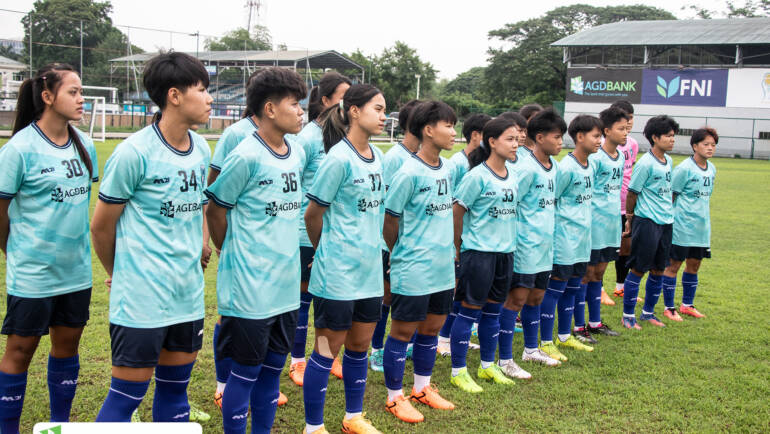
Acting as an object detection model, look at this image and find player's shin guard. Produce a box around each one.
[539,279,567,342]
[292,292,313,359]
[586,281,603,324]
[250,351,286,434]
[96,377,149,422]
[152,362,194,422]
[557,278,581,336]
[303,352,332,427]
[681,272,698,306]
[449,307,481,369]
[342,350,368,414]
[642,275,663,314]
[521,303,541,350]
[498,308,518,361]
[623,272,643,317]
[478,303,502,364]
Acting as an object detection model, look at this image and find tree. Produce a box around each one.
[204,27,272,51]
[346,42,436,110]
[685,0,769,18]
[484,4,676,108]
[444,67,486,97]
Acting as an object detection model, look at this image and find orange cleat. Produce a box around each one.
[680,305,705,318]
[289,361,306,386]
[331,357,343,379]
[278,391,288,406]
[342,413,383,433]
[214,391,223,410]
[663,308,683,322]
[385,395,424,423]
[411,384,455,410]
[613,287,624,297]
[600,288,616,306]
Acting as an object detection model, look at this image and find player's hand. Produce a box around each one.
[104,277,112,293]
[215,248,221,256]
[201,244,212,270]
[622,216,632,238]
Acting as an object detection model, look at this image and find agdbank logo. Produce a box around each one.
[569,76,637,96]
[570,76,584,95]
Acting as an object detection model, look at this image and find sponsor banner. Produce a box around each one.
[726,68,770,108]
[641,69,728,107]
[566,68,642,103]
[34,422,202,433]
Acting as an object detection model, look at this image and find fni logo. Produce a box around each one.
[570,76,584,95]
[656,75,714,98]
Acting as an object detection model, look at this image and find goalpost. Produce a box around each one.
[83,96,106,142]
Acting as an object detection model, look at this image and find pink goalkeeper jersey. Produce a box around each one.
[618,136,639,214]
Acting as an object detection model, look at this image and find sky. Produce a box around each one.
[0,0,729,79]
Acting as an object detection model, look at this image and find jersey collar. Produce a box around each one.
[343,137,375,163]
[253,131,291,159]
[32,122,72,149]
[568,152,590,169]
[153,122,194,156]
[411,152,442,170]
[483,161,508,180]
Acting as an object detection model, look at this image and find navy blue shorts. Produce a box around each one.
[2,288,91,337]
[313,295,382,331]
[628,216,673,273]
[217,311,298,366]
[589,246,620,265]
[300,246,315,282]
[456,250,513,306]
[512,271,551,290]
[670,245,711,262]
[551,262,588,280]
[110,319,204,368]
[390,289,454,322]
[382,250,391,283]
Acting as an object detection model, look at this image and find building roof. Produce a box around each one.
[110,49,363,71]
[0,55,26,71]
[552,18,770,47]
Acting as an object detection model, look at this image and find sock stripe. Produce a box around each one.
[262,363,283,371]
[457,312,477,320]
[229,371,258,382]
[154,376,190,384]
[107,387,144,401]
[342,353,367,361]
[308,357,332,370]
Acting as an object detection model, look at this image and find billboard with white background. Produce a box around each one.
[726,69,770,109]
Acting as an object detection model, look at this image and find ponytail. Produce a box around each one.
[12,63,93,177]
[308,72,352,122]
[468,116,516,170]
[467,142,490,170]
[318,83,381,153]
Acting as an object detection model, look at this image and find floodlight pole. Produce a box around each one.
[80,20,84,81]
[28,15,32,77]
[415,74,421,99]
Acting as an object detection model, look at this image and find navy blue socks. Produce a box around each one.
[342,349,368,414]
[152,362,194,422]
[449,306,481,369]
[303,352,332,426]
[47,355,79,422]
[371,304,391,351]
[214,322,232,385]
[0,371,26,433]
[222,361,261,433]
[662,275,677,309]
[642,274,663,314]
[623,272,643,317]
[412,334,437,378]
[498,308,518,361]
[478,303,502,363]
[682,272,698,306]
[96,376,150,422]
[292,292,313,359]
[557,278,581,337]
[539,279,567,342]
[250,351,286,434]
[383,336,408,392]
[439,301,462,339]
[521,303,541,350]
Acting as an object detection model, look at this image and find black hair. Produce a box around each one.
[143,52,209,113]
[498,111,527,129]
[241,69,263,118]
[526,108,567,141]
[246,67,307,118]
[599,107,630,137]
[468,117,516,169]
[398,99,423,133]
[462,113,492,143]
[610,100,635,115]
[519,104,543,121]
[643,115,680,146]
[307,71,352,121]
[408,100,457,141]
[568,115,603,142]
[318,83,382,152]
[13,63,92,177]
[691,127,718,148]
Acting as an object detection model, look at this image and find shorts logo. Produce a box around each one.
[160,200,202,218]
[357,198,382,212]
[266,201,301,217]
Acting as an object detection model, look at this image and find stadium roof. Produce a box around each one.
[110,49,363,71]
[0,55,26,70]
[552,18,770,47]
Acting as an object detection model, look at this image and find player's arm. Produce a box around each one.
[0,199,11,255]
[383,170,412,252]
[201,203,213,269]
[91,200,126,278]
[304,201,326,249]
[206,201,228,252]
[623,191,638,238]
[452,203,466,258]
[383,214,399,252]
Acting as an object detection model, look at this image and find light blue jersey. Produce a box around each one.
[385,154,454,296]
[449,149,470,188]
[514,154,558,274]
[553,153,594,265]
[205,132,305,319]
[210,116,258,171]
[383,142,414,189]
[98,123,210,328]
[672,157,716,247]
[0,123,98,297]
[589,147,625,250]
[306,138,385,300]
[455,162,518,253]
[517,146,533,161]
[628,152,673,225]
[294,121,325,248]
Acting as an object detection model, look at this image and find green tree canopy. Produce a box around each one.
[204,27,272,51]
[483,4,676,108]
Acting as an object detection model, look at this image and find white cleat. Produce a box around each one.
[468,342,480,350]
[522,349,562,366]
[498,359,532,379]
[436,340,451,357]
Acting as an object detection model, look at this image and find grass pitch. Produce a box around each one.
[0,138,768,433]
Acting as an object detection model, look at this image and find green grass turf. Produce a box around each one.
[0,138,768,432]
